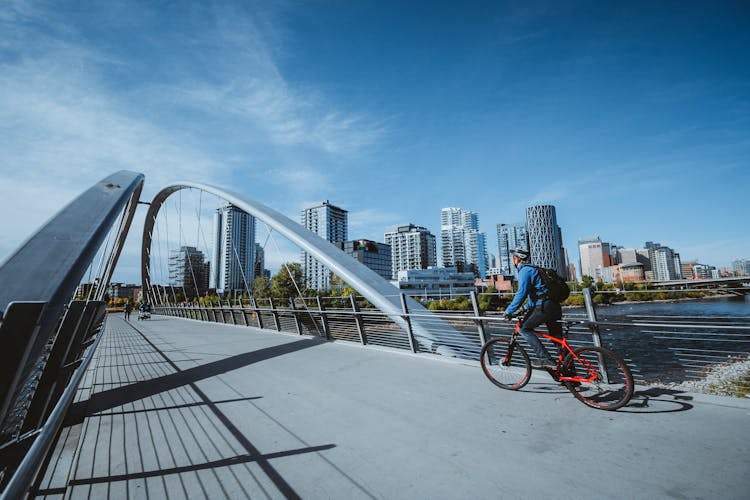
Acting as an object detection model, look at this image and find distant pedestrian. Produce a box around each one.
[124,301,133,321]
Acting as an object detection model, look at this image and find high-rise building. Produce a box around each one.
[301,200,348,290]
[578,236,616,282]
[254,243,270,279]
[526,205,567,278]
[440,207,488,278]
[732,259,749,276]
[211,205,255,295]
[496,223,528,277]
[339,239,392,281]
[673,252,683,280]
[384,224,437,280]
[169,246,209,298]
[649,244,680,281]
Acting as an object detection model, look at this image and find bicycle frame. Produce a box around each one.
[512,320,603,384]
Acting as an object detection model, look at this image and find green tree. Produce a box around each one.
[271,263,305,299]
[252,276,272,298]
[580,275,595,290]
[478,286,501,312]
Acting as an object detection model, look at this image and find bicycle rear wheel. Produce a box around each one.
[563,346,634,411]
[480,338,532,390]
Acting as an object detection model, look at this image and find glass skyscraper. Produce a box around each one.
[301,200,348,290]
[211,205,255,295]
[440,207,488,278]
[496,223,528,277]
[169,246,209,299]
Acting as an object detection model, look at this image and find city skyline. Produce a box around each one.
[1,2,748,283]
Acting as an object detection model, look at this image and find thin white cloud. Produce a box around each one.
[0,1,386,275]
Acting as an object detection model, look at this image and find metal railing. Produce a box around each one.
[0,171,144,498]
[154,289,750,394]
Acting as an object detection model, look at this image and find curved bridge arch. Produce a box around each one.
[141,182,460,355]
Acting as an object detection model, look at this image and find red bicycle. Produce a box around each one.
[480,313,634,411]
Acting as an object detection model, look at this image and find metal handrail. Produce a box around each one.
[0,171,144,497]
[153,291,749,390]
[0,314,106,500]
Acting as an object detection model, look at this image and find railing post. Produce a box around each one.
[252,298,264,329]
[229,303,237,325]
[289,298,303,335]
[470,291,489,346]
[316,296,330,340]
[350,294,367,345]
[269,297,281,331]
[582,287,609,383]
[239,301,249,326]
[400,293,418,353]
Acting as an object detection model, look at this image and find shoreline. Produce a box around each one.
[596,293,731,306]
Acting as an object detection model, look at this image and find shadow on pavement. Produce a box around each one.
[69,336,324,419]
[620,387,694,413]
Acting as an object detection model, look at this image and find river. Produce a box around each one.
[566,295,750,383]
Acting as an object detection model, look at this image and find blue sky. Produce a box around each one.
[1,0,748,283]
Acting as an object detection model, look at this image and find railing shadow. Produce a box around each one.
[67,336,324,422]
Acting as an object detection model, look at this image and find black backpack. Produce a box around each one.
[531,266,570,302]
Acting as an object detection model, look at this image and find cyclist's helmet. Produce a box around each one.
[511,247,530,261]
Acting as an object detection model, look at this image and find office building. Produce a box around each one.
[254,243,270,279]
[496,223,528,277]
[107,282,140,301]
[339,239,392,281]
[648,244,680,281]
[394,267,475,297]
[384,224,437,279]
[211,205,255,295]
[526,205,567,278]
[578,236,616,282]
[440,207,488,278]
[732,259,749,276]
[301,200,348,290]
[169,246,209,298]
[618,248,652,271]
[693,263,717,280]
[681,261,697,279]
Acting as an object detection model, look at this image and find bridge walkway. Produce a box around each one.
[34,315,749,499]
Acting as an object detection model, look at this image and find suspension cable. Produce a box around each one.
[264,222,323,336]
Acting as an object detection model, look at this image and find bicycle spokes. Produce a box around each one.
[563,346,634,411]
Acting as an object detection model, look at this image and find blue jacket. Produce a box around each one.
[505,263,548,314]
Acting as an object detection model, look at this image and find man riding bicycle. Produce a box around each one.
[503,247,562,370]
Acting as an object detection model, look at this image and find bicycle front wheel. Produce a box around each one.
[563,346,634,411]
[480,338,532,390]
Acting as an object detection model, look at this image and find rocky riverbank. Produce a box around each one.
[653,356,750,398]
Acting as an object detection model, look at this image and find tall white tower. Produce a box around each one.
[384,224,437,280]
[301,200,348,290]
[440,207,487,278]
[210,205,255,295]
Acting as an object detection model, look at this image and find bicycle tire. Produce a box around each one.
[480,338,532,390]
[562,346,634,411]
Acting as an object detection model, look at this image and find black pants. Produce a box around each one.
[519,299,562,360]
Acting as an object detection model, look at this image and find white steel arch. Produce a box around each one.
[141,182,460,355]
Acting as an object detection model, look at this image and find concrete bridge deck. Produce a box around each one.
[36,315,749,499]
